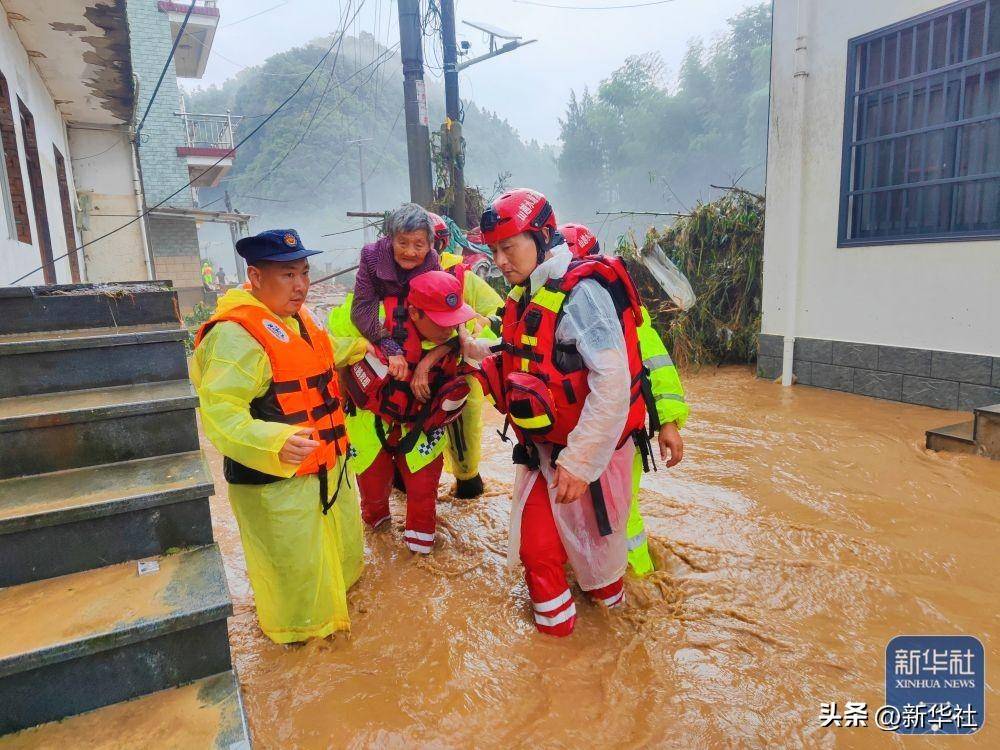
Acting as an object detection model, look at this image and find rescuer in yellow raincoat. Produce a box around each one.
[191,229,364,644]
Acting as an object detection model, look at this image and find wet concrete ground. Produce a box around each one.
[203,366,1000,748]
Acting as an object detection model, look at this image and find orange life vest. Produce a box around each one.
[499,256,648,449]
[195,304,349,511]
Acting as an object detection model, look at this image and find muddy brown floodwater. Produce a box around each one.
[202,366,1000,748]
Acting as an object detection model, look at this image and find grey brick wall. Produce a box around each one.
[146,215,199,257]
[757,333,1000,411]
[126,0,194,209]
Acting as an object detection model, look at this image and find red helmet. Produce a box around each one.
[559,223,600,258]
[479,188,557,246]
[427,211,450,252]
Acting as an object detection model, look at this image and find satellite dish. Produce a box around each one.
[462,20,522,40]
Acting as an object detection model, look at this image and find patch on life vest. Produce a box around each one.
[284,233,297,247]
[263,319,290,342]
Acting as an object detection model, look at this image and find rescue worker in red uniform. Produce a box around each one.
[462,190,649,636]
[330,271,478,554]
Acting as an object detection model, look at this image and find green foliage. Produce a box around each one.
[185,34,556,226]
[557,3,771,218]
[619,188,764,368]
[183,301,214,353]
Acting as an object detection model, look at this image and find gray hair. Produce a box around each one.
[386,203,433,242]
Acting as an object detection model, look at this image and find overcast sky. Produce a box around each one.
[189,0,759,145]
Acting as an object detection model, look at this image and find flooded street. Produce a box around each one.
[203,366,1000,748]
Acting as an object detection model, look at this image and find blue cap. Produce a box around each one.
[235,229,321,262]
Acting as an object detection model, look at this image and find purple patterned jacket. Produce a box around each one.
[350,236,441,356]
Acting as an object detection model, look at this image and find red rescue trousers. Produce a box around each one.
[519,474,625,637]
[357,443,443,554]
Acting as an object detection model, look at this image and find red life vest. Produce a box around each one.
[195,304,349,509]
[498,256,648,449]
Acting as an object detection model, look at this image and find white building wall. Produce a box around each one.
[67,125,149,283]
[762,0,1000,356]
[0,15,78,286]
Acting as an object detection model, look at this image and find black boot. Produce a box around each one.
[392,467,406,493]
[453,474,484,499]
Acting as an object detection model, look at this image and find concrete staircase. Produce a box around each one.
[0,282,250,747]
[926,404,1000,460]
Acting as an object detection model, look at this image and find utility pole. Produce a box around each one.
[224,190,247,283]
[348,138,373,244]
[397,0,433,207]
[439,0,466,227]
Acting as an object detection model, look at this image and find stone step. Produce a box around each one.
[0,282,180,335]
[0,670,250,749]
[0,324,189,399]
[973,404,1000,460]
[0,545,233,735]
[0,380,199,479]
[0,452,215,587]
[925,420,976,455]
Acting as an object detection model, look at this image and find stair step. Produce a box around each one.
[0,381,199,479]
[925,420,976,454]
[0,545,233,734]
[0,670,250,749]
[973,403,1000,460]
[0,283,179,335]
[0,325,189,399]
[0,453,215,586]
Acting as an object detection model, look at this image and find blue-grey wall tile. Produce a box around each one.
[877,345,932,376]
[931,351,993,385]
[811,363,854,392]
[792,359,812,385]
[757,356,782,380]
[794,338,832,363]
[902,376,960,410]
[992,358,1000,388]
[854,369,903,401]
[958,383,1000,411]
[832,340,878,369]
[757,333,783,359]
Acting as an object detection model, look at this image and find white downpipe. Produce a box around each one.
[130,137,155,281]
[782,0,810,386]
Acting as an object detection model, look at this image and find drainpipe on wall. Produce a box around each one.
[130,74,155,281]
[782,0,810,386]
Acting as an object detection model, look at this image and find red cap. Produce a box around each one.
[558,223,599,258]
[408,270,476,327]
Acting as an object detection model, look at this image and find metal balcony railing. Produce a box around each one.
[177,111,241,151]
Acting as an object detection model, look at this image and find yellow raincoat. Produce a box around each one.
[628,305,689,576]
[191,288,364,643]
[440,252,503,481]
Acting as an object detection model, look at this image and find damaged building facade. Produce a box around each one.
[0,0,141,287]
[0,0,247,308]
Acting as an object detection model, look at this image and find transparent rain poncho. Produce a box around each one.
[467,247,634,589]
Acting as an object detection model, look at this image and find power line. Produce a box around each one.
[10,10,375,286]
[512,0,676,8]
[221,1,290,28]
[322,221,382,237]
[136,0,197,135]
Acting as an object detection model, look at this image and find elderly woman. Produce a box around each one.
[351,203,441,380]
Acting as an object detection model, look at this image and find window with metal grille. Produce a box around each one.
[839,0,1000,245]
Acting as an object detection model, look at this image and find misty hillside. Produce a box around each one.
[186,32,555,255]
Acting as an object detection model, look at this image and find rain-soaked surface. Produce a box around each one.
[203,366,1000,748]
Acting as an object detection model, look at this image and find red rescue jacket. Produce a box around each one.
[498,256,648,449]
